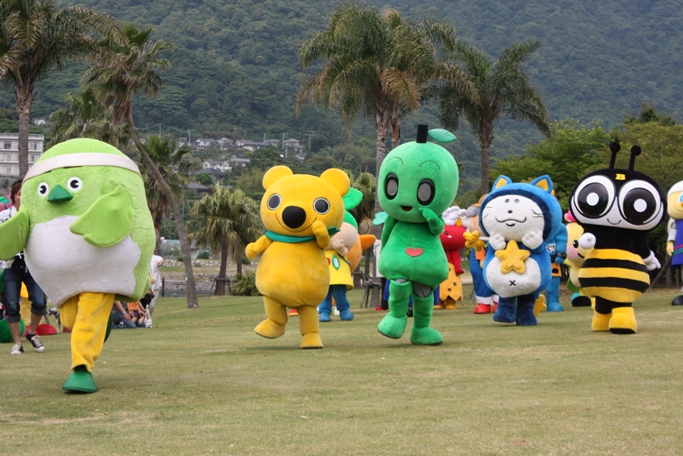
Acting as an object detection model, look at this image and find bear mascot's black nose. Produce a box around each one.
[282,206,307,229]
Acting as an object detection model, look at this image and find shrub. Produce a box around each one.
[241,255,251,265]
[231,271,260,296]
[197,251,210,260]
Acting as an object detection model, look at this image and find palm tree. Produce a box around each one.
[297,2,458,219]
[189,186,262,296]
[0,0,124,177]
[436,40,550,194]
[350,172,376,235]
[83,24,201,308]
[138,135,192,245]
[48,87,128,148]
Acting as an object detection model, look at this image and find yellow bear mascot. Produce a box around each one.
[245,166,349,348]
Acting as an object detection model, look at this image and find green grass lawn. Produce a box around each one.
[2,288,683,455]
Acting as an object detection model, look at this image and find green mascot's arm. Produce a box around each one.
[0,210,29,260]
[380,216,397,251]
[70,184,134,248]
[419,207,444,236]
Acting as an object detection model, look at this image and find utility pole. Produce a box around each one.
[303,130,315,152]
[187,129,191,145]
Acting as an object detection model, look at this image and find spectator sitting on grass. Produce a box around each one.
[112,301,136,329]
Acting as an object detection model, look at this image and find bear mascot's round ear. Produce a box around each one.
[262,166,294,190]
[320,168,350,197]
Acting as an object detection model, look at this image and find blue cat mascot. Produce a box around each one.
[477,175,562,326]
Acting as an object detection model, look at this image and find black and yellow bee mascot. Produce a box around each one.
[569,142,666,334]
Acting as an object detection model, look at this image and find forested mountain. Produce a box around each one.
[2,0,682,190]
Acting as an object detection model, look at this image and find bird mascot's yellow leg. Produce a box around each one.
[60,292,115,393]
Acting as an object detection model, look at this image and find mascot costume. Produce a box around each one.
[465,196,499,314]
[436,206,466,310]
[543,212,567,312]
[569,143,666,333]
[245,166,349,348]
[469,175,562,326]
[318,188,362,322]
[564,211,592,307]
[0,138,155,393]
[666,180,683,306]
[375,125,459,345]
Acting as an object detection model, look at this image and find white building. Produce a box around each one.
[0,133,45,177]
[202,160,232,172]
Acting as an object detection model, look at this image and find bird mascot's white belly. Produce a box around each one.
[25,215,141,306]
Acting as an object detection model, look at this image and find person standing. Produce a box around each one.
[145,253,163,328]
[0,180,47,355]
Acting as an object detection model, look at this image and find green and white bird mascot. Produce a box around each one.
[0,138,155,393]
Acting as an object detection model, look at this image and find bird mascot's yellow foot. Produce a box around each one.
[62,365,97,394]
[255,319,286,339]
[609,307,637,334]
[591,311,611,332]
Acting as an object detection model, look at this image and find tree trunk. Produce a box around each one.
[216,239,228,296]
[478,121,494,195]
[373,105,391,239]
[390,106,402,151]
[235,240,243,276]
[128,110,199,308]
[15,87,34,179]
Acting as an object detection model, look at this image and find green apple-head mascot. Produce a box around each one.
[376,124,459,345]
[0,138,155,393]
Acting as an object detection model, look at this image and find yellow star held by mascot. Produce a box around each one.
[464,230,485,252]
[495,240,530,274]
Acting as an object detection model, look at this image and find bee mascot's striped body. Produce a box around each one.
[569,143,666,334]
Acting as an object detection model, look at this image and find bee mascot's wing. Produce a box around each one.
[0,210,29,260]
[70,184,134,248]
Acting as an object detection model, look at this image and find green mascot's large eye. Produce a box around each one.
[417,179,435,205]
[37,182,49,198]
[385,173,398,200]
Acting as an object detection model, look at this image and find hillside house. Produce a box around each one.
[235,139,270,152]
[283,138,306,157]
[194,138,213,149]
[202,160,232,172]
[229,157,250,168]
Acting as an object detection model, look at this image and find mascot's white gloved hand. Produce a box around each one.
[522,231,544,250]
[643,251,661,271]
[579,233,596,250]
[488,233,506,251]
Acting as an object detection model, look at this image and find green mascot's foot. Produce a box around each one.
[377,314,408,339]
[410,326,443,345]
[63,366,98,394]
